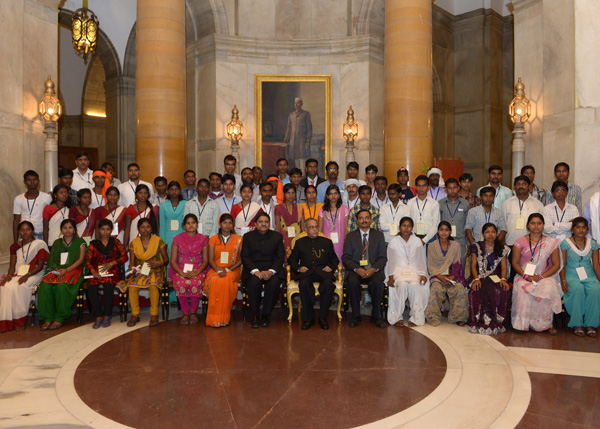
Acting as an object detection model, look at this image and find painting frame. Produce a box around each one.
[254,74,332,174]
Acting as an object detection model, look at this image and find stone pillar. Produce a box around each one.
[136,0,186,182]
[384,0,433,183]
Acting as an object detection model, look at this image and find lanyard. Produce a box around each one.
[347,198,358,210]
[439,241,448,257]
[141,238,149,253]
[136,204,149,219]
[390,203,401,220]
[63,237,73,248]
[361,235,369,259]
[445,200,460,220]
[328,207,340,230]
[416,198,427,220]
[21,242,32,262]
[109,206,119,222]
[375,197,389,209]
[528,236,543,262]
[78,171,91,185]
[242,202,252,223]
[429,187,440,200]
[223,197,235,213]
[171,201,178,213]
[554,206,566,223]
[261,201,273,219]
[80,207,90,232]
[220,234,231,248]
[195,200,208,220]
[26,195,38,217]
[94,192,104,207]
[518,199,525,216]
[484,207,493,224]
[484,246,495,268]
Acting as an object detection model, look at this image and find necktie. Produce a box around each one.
[362,233,367,248]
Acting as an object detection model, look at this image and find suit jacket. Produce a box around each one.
[342,228,387,282]
[300,176,326,189]
[289,235,339,281]
[241,229,285,281]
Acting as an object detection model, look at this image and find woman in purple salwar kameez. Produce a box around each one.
[468,223,511,335]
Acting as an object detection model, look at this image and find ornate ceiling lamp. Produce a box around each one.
[71,0,99,64]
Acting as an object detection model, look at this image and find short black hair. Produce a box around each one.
[554,162,570,172]
[197,178,210,187]
[365,164,378,173]
[488,165,503,174]
[551,180,568,193]
[100,162,114,170]
[513,175,531,186]
[480,186,496,196]
[289,168,302,176]
[325,161,339,170]
[347,161,359,170]
[414,175,429,186]
[358,185,372,194]
[459,173,473,182]
[224,154,236,163]
[97,218,114,230]
[259,181,273,191]
[209,172,222,181]
[75,151,89,160]
[252,166,262,171]
[77,188,91,199]
[388,183,402,193]
[305,158,318,167]
[154,176,167,185]
[241,167,253,174]
[222,173,236,184]
[356,209,372,218]
[374,175,387,185]
[127,163,140,170]
[276,158,288,165]
[58,168,73,178]
[23,170,39,180]
[521,165,535,175]
[183,169,196,177]
[445,178,459,187]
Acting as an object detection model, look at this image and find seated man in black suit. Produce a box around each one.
[342,209,388,328]
[289,218,339,330]
[241,212,285,328]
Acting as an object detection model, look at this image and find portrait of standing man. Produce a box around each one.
[283,97,313,170]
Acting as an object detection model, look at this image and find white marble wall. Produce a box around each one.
[187,30,384,178]
[514,0,600,201]
[0,0,60,260]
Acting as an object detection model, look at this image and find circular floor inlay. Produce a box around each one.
[75,313,446,428]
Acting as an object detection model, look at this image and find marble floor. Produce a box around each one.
[0,308,599,429]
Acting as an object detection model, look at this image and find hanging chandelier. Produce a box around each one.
[71,1,99,63]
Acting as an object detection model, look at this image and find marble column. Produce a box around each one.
[384,0,433,183]
[136,0,186,182]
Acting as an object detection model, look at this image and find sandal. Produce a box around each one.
[15,325,25,332]
[179,314,190,326]
[189,313,199,325]
[456,321,466,327]
[574,327,585,337]
[149,315,159,327]
[547,327,558,336]
[395,320,405,327]
[48,321,62,330]
[127,315,140,327]
[93,317,103,329]
[40,321,51,331]
[102,316,112,328]
[586,327,597,338]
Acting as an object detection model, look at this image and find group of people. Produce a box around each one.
[2,152,599,338]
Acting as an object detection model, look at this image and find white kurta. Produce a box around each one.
[386,235,430,326]
[407,196,440,243]
[501,196,544,245]
[379,202,410,243]
[541,201,579,240]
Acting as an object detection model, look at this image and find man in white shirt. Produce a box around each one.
[71,151,94,191]
[117,163,155,207]
[501,175,544,246]
[380,184,410,243]
[542,180,579,239]
[407,175,440,244]
[216,174,238,215]
[370,176,390,209]
[13,170,52,240]
[342,179,360,211]
[546,162,583,214]
[256,181,277,230]
[223,155,242,194]
[426,167,447,201]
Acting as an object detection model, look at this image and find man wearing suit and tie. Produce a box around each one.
[342,209,388,328]
[289,218,339,330]
[241,212,286,328]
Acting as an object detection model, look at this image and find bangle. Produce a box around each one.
[501,278,506,281]
[474,278,480,281]
[539,273,544,279]
[225,268,230,273]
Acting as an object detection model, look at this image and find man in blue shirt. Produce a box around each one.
[316,161,345,203]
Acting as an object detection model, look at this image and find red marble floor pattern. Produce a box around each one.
[496,327,600,353]
[74,312,447,429]
[517,373,600,428]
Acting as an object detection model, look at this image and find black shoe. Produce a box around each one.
[260,315,271,327]
[348,318,361,328]
[251,317,260,329]
[318,318,329,330]
[374,319,387,329]
[301,319,315,330]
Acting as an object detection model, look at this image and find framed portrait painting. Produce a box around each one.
[255,74,332,178]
